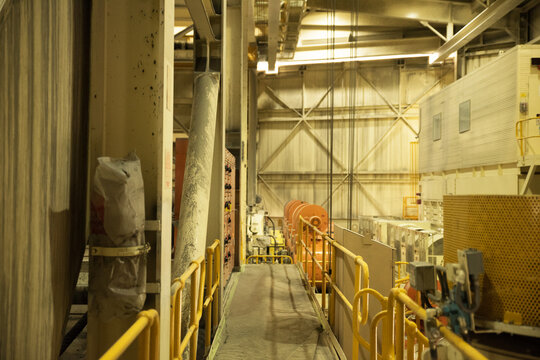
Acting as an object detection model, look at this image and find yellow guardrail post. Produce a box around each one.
[370,310,387,360]
[296,220,304,264]
[303,222,308,276]
[213,242,220,336]
[516,117,540,157]
[295,215,489,360]
[395,289,405,360]
[329,235,336,328]
[311,226,316,288]
[246,254,294,264]
[100,309,160,360]
[191,259,205,360]
[204,240,220,354]
[321,234,327,311]
[352,258,362,360]
[205,247,214,351]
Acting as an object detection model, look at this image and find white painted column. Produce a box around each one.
[88,0,174,358]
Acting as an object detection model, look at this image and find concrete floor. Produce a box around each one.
[59,312,87,360]
[209,264,341,360]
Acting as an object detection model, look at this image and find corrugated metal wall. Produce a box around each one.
[257,61,453,219]
[0,1,90,358]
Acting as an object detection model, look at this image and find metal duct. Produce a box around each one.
[280,0,306,59]
[254,0,307,61]
[172,71,220,355]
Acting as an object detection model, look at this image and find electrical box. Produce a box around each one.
[458,249,484,276]
[408,261,436,292]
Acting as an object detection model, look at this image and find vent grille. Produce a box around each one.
[443,195,540,327]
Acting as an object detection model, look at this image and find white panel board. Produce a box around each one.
[334,225,394,360]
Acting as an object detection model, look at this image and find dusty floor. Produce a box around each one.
[210,264,340,360]
[59,312,87,360]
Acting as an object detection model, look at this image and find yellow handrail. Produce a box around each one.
[100,309,160,360]
[395,261,409,285]
[516,117,540,157]
[171,239,221,360]
[247,254,293,264]
[170,256,206,360]
[297,216,372,358]
[388,288,487,360]
[297,216,488,360]
[101,240,221,360]
[204,240,221,354]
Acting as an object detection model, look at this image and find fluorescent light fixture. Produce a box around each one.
[257,53,431,74]
[257,61,280,74]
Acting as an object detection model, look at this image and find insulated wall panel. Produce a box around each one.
[419,45,540,173]
[0,1,90,358]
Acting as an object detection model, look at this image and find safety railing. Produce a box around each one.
[102,240,221,360]
[170,239,220,360]
[516,117,540,157]
[296,216,370,357]
[100,310,160,360]
[296,216,488,360]
[395,261,409,286]
[247,254,293,264]
[402,196,419,220]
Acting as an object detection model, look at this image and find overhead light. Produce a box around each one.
[257,61,280,74]
[257,53,431,74]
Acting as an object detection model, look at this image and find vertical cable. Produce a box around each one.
[326,0,336,233]
[346,1,358,229]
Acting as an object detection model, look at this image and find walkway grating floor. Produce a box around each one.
[209,264,342,360]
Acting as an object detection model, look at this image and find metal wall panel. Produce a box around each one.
[0,0,90,358]
[257,62,452,219]
[419,45,540,173]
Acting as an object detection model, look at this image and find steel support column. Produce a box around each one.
[87,0,174,358]
[248,68,258,205]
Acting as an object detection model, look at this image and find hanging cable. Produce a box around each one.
[205,39,210,72]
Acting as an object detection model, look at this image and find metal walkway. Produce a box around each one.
[208,264,343,360]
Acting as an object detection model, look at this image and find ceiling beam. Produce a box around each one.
[302,11,432,28]
[307,0,479,25]
[430,0,524,63]
[184,0,217,41]
[294,36,440,53]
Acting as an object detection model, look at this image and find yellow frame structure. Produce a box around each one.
[516,117,540,157]
[100,240,221,360]
[246,254,293,264]
[296,216,487,360]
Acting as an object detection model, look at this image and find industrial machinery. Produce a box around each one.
[282,200,329,288]
[359,216,444,266]
[443,195,540,337]
[408,249,485,359]
[223,149,236,286]
[246,206,288,262]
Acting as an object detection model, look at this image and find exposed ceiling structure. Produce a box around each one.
[175,0,540,71]
[253,0,538,72]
